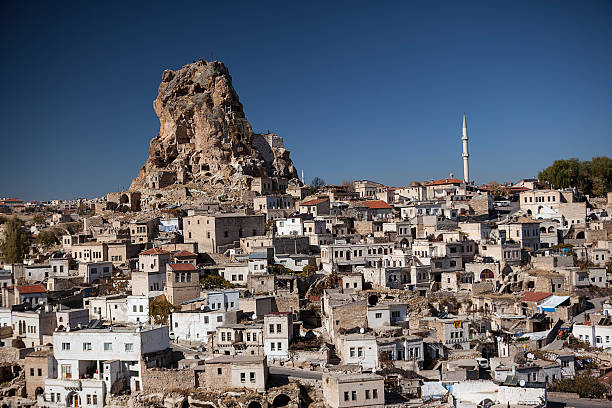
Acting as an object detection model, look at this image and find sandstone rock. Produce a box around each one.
[130,60,298,198]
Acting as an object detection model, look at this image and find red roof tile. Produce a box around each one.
[168,263,196,271]
[426,178,464,186]
[359,200,392,210]
[140,248,171,255]
[173,250,197,258]
[521,291,552,302]
[17,284,47,294]
[301,198,328,206]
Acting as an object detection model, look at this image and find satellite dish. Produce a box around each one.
[519,380,526,387]
[252,313,257,320]
[200,305,205,311]
[359,328,365,334]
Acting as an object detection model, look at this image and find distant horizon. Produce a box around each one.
[2,1,611,201]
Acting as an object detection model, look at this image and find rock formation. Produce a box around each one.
[130,60,297,199]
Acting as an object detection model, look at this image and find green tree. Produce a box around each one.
[32,215,45,224]
[538,156,612,196]
[200,274,233,289]
[1,218,30,263]
[149,296,175,325]
[36,230,58,247]
[549,374,608,399]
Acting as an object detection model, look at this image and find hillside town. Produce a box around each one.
[1,60,612,408]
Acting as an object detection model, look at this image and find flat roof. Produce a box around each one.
[324,372,383,383]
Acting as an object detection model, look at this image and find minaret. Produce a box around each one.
[462,114,469,184]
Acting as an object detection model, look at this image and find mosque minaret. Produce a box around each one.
[462,114,469,184]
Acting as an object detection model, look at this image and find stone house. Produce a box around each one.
[77,261,113,284]
[25,349,56,398]
[184,213,266,253]
[253,194,295,220]
[322,372,384,408]
[213,323,264,356]
[263,312,294,362]
[421,316,471,350]
[194,355,267,393]
[338,333,378,369]
[499,218,541,250]
[56,307,89,331]
[299,198,330,217]
[367,303,409,329]
[165,263,200,306]
[171,309,239,344]
[39,325,169,407]
[2,284,48,308]
[12,305,57,347]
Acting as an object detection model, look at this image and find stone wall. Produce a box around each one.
[0,347,34,363]
[142,368,195,393]
[274,293,299,314]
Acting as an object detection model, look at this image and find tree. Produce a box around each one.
[310,177,326,188]
[486,182,506,200]
[32,215,45,224]
[549,374,608,399]
[1,218,30,263]
[538,156,612,196]
[149,296,174,325]
[36,230,58,247]
[301,264,317,276]
[200,274,233,289]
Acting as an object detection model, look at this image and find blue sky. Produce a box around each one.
[1,1,611,200]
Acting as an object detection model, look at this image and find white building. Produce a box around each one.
[77,262,113,284]
[39,325,169,407]
[171,309,239,343]
[263,313,293,361]
[572,321,612,349]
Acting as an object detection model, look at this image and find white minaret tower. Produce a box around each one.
[462,114,469,184]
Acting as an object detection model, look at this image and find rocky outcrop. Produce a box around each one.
[130,60,297,198]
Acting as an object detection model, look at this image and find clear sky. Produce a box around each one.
[1,1,611,201]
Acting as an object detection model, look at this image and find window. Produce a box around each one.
[217,316,223,322]
[344,392,349,401]
[358,347,363,357]
[276,324,282,333]
[375,313,382,319]
[269,324,275,333]
[83,342,92,351]
[250,372,255,382]
[38,368,42,376]
[133,305,137,312]
[62,342,71,351]
[104,342,112,351]
[240,372,246,383]
[93,394,97,404]
[217,368,222,375]
[271,342,275,350]
[351,391,357,400]
[350,347,355,357]
[139,305,144,312]
[87,395,92,405]
[277,342,282,350]
[125,343,134,352]
[252,333,257,341]
[373,389,378,399]
[62,365,72,379]
[30,368,34,376]
[365,389,371,399]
